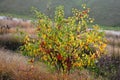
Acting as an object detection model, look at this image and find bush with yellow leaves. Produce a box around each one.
[20,5,107,74]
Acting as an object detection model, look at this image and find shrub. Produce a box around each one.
[96,54,120,80]
[20,5,106,74]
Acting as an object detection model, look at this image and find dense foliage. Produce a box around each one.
[20,5,106,74]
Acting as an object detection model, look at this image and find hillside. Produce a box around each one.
[0,0,120,26]
[89,0,120,26]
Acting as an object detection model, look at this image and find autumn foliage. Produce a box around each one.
[20,5,106,74]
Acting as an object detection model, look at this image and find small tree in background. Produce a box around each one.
[20,4,107,74]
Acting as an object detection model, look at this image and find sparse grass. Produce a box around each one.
[106,33,120,61]
[88,24,120,31]
[0,18,36,35]
[0,13,35,20]
[0,34,23,50]
[0,19,33,28]
[100,25,120,31]
[0,48,55,80]
[0,19,36,50]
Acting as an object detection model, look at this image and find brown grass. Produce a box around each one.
[0,18,119,80]
[107,45,120,55]
[96,32,120,80]
[105,31,120,55]
[0,19,36,50]
[0,19,36,34]
[0,48,54,80]
[0,48,103,80]
[0,18,36,38]
[0,19,32,28]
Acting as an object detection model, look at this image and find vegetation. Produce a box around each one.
[0,1,119,80]
[99,25,120,31]
[0,0,120,26]
[20,5,107,76]
[0,13,35,20]
[97,53,120,80]
[0,49,54,80]
[0,38,119,80]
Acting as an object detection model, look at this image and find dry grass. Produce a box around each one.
[0,48,54,80]
[105,31,120,55]
[0,19,36,35]
[0,19,36,50]
[106,36,120,48]
[105,31,120,47]
[0,19,32,28]
[0,48,103,80]
[107,45,120,55]
[96,32,120,80]
[0,33,23,50]
[0,18,36,40]
[0,18,119,80]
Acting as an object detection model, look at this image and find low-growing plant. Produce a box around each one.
[20,5,107,74]
[96,53,120,80]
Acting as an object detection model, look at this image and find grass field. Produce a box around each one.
[100,25,120,31]
[0,17,120,80]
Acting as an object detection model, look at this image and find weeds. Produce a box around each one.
[0,48,54,80]
[97,53,120,80]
